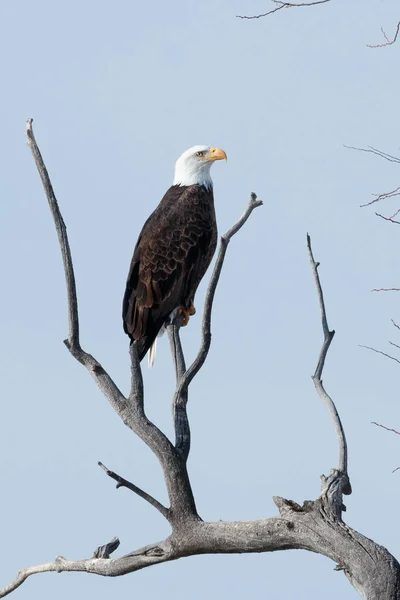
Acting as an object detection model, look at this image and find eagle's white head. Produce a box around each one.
[173,145,227,190]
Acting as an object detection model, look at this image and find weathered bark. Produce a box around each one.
[0,119,398,599]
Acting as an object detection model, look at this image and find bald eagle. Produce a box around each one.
[123,145,227,366]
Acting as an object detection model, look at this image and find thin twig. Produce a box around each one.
[372,288,400,292]
[173,194,263,407]
[372,422,400,473]
[391,319,400,331]
[367,22,400,48]
[360,187,400,209]
[345,145,400,164]
[359,345,400,365]
[375,212,400,225]
[237,0,330,20]
[98,462,169,519]
[371,422,400,436]
[307,235,349,488]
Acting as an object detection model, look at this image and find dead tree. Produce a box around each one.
[1,119,399,598]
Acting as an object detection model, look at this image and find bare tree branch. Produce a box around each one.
[167,325,191,459]
[372,422,400,436]
[359,344,400,365]
[392,319,400,331]
[26,119,80,348]
[375,212,400,225]
[236,0,330,20]
[26,118,198,524]
[167,325,187,383]
[3,473,399,597]
[372,423,400,473]
[307,235,349,488]
[372,288,400,292]
[345,145,400,165]
[167,194,262,462]
[367,21,400,48]
[168,193,262,461]
[173,194,262,400]
[98,462,169,519]
[360,187,400,209]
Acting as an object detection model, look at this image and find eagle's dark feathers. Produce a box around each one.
[122,184,217,361]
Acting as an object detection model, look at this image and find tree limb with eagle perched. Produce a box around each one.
[0,120,399,598]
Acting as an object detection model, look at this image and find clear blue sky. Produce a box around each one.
[1,1,399,598]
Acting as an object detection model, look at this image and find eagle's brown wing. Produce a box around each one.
[123,184,217,360]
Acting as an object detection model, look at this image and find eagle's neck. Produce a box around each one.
[173,163,213,190]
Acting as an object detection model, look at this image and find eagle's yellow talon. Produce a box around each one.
[178,306,191,326]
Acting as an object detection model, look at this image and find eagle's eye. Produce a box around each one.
[196,151,205,157]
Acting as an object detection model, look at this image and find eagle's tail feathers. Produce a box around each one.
[148,337,157,368]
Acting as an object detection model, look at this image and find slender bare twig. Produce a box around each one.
[346,147,400,210]
[392,319,400,331]
[307,235,349,486]
[372,288,400,292]
[173,194,263,405]
[236,0,330,20]
[375,212,400,225]
[367,22,400,48]
[98,462,169,519]
[359,345,400,365]
[372,422,400,436]
[345,145,400,164]
[372,422,400,474]
[360,187,400,209]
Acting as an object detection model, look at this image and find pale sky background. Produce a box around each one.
[1,0,400,598]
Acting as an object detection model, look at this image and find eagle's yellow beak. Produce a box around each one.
[207,147,227,161]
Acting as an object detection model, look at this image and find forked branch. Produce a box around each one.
[25,118,196,523]
[174,193,262,400]
[367,22,400,48]
[171,193,263,461]
[307,235,350,491]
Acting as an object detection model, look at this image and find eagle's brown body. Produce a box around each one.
[123,184,217,361]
